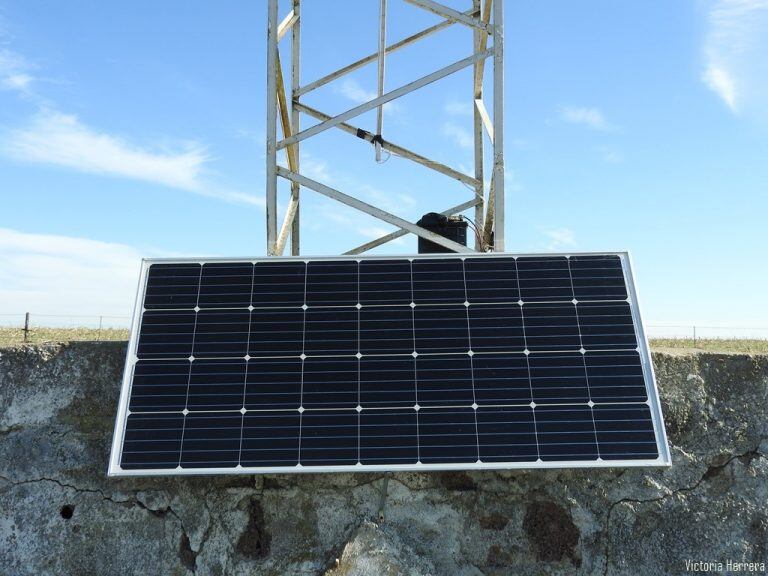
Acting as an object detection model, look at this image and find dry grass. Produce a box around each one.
[0,327,129,347]
[649,338,768,354]
[1,327,768,354]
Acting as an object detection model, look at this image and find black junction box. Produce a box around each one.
[416,212,468,253]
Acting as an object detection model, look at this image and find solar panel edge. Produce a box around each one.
[108,252,672,477]
[108,258,153,477]
[619,251,672,466]
[111,458,671,477]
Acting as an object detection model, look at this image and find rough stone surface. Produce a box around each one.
[0,342,766,575]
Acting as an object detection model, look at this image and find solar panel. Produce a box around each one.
[108,252,670,476]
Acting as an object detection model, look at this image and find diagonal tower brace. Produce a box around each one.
[266,0,505,256]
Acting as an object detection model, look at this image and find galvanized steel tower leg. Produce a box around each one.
[472,0,484,250]
[266,0,279,255]
[266,0,505,255]
[290,0,301,255]
[492,0,504,251]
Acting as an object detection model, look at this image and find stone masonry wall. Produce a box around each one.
[0,342,766,575]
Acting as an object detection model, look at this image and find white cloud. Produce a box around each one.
[396,192,417,207]
[358,184,417,214]
[444,100,473,116]
[1,36,260,207]
[336,78,397,112]
[0,228,154,319]
[442,101,476,153]
[442,122,473,149]
[702,0,768,114]
[559,106,613,131]
[338,78,375,103]
[0,47,35,95]
[294,155,417,215]
[300,154,332,183]
[3,73,32,91]
[3,110,262,206]
[702,65,737,110]
[541,228,576,251]
[324,209,406,246]
[357,225,406,245]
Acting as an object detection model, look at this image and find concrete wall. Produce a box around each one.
[0,342,766,575]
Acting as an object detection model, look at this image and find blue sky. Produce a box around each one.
[1,0,767,335]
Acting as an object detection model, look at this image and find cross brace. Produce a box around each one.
[266,0,505,256]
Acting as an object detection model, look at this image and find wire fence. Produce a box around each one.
[0,313,131,344]
[1,312,768,344]
[0,313,131,329]
[647,324,768,341]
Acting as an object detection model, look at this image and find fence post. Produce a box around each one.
[23,312,30,343]
[693,325,697,347]
[98,316,103,341]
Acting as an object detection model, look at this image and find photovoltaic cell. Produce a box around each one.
[306,261,358,306]
[304,308,358,355]
[570,255,627,301]
[360,307,414,355]
[193,310,250,358]
[187,359,245,410]
[241,411,300,467]
[302,357,358,409]
[593,404,658,460]
[143,264,200,309]
[472,354,532,405]
[528,352,590,403]
[248,308,304,357]
[359,259,412,305]
[360,357,416,408]
[136,310,196,359]
[516,257,573,302]
[412,258,466,304]
[467,304,525,352]
[244,358,303,410]
[129,360,189,412]
[180,411,242,468]
[584,350,647,403]
[111,253,669,476]
[413,305,470,353]
[252,261,305,307]
[477,406,537,462]
[535,405,599,461]
[360,409,418,465]
[198,262,253,309]
[416,355,474,407]
[464,257,520,303]
[120,413,184,469]
[418,407,478,463]
[300,409,358,466]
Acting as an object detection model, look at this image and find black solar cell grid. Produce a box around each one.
[112,253,667,474]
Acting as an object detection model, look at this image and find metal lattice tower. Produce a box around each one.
[266,0,504,256]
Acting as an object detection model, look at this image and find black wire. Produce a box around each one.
[463,216,485,250]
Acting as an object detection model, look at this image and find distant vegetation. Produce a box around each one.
[649,338,768,354]
[0,327,129,347]
[1,327,767,353]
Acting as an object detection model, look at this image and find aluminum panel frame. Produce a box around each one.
[108,251,671,477]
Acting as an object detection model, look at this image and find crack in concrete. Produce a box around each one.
[0,474,121,503]
[601,446,766,576]
[0,474,196,572]
[3,348,767,574]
